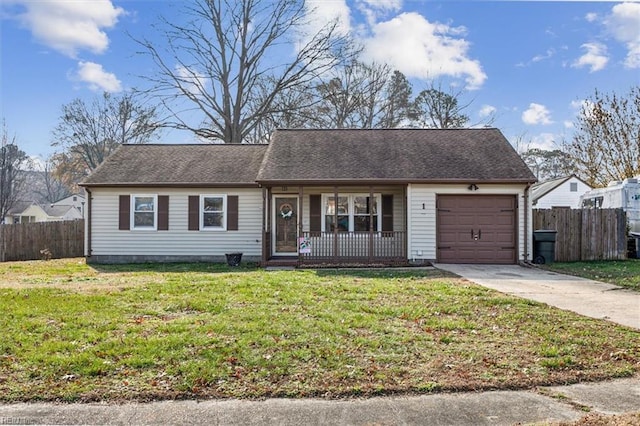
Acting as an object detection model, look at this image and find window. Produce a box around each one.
[201,195,226,230]
[322,194,380,232]
[570,182,578,192]
[17,216,36,224]
[131,195,157,230]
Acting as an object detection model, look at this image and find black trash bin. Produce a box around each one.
[533,230,557,264]
[225,252,243,267]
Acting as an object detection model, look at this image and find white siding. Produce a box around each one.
[407,183,532,262]
[536,177,592,209]
[89,187,263,257]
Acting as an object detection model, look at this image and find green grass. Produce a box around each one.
[0,258,638,402]
[542,259,640,291]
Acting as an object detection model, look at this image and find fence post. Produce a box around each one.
[0,225,5,262]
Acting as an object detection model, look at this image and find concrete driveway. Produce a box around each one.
[434,264,640,329]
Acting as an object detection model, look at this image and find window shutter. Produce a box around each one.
[309,194,321,234]
[158,195,169,231]
[382,194,393,232]
[227,195,238,231]
[188,195,199,231]
[119,195,130,230]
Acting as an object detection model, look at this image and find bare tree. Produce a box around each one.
[137,0,351,143]
[566,86,640,187]
[246,80,317,143]
[410,83,471,129]
[314,61,376,129]
[377,70,413,128]
[520,148,576,181]
[34,158,73,203]
[51,92,160,185]
[0,122,29,222]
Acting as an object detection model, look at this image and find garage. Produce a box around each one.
[437,195,517,264]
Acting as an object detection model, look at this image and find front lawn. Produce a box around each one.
[542,259,640,291]
[0,259,638,402]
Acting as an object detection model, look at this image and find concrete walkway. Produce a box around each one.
[1,377,638,425]
[434,263,640,329]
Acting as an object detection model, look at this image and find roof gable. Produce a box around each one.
[256,128,536,183]
[81,144,269,187]
[530,174,592,202]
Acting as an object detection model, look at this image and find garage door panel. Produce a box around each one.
[437,195,517,264]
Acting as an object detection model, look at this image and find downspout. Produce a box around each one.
[85,187,92,259]
[523,183,531,264]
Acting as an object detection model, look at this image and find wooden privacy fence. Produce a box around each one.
[0,220,84,262]
[533,208,627,262]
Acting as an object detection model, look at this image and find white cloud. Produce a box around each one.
[12,0,124,58]
[529,133,558,151]
[563,121,574,129]
[604,2,640,68]
[572,42,609,72]
[570,99,597,120]
[532,48,556,63]
[478,104,496,118]
[585,12,598,23]
[306,0,352,37]
[522,103,553,125]
[175,65,208,96]
[74,61,121,92]
[356,0,402,26]
[361,12,487,90]
[570,99,585,111]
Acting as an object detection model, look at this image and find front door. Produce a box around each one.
[273,196,298,255]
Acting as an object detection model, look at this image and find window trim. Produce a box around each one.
[569,182,578,192]
[131,194,157,231]
[321,193,381,233]
[200,194,227,231]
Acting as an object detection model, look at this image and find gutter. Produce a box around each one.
[85,187,92,258]
[523,183,532,263]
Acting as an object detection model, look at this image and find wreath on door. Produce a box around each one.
[279,203,294,220]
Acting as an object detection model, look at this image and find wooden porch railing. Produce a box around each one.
[299,231,406,265]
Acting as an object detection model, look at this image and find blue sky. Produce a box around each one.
[1,0,639,162]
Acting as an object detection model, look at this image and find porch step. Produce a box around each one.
[262,257,299,268]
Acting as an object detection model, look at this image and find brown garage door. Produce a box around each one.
[437,195,517,264]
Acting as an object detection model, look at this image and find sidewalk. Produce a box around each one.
[0,377,638,425]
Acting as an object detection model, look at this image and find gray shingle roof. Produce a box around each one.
[530,174,592,203]
[42,204,76,217]
[81,129,536,187]
[81,144,269,187]
[256,128,537,183]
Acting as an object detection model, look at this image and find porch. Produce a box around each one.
[261,185,408,266]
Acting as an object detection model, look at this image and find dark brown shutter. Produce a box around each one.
[382,194,393,232]
[309,194,321,234]
[158,195,169,230]
[119,195,130,230]
[227,195,238,231]
[188,195,199,231]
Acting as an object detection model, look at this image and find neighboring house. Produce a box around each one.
[52,194,86,217]
[4,194,85,224]
[80,128,537,265]
[531,175,593,209]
